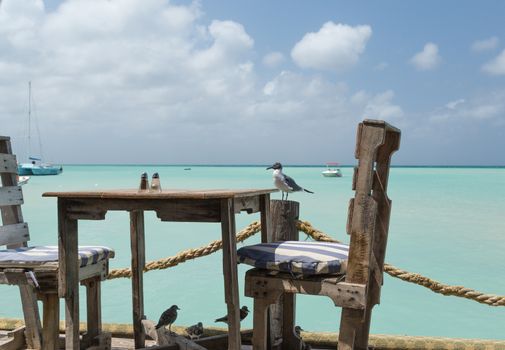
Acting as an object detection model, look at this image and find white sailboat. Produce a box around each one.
[17,82,63,176]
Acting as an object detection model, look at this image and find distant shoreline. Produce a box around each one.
[57,164,505,168]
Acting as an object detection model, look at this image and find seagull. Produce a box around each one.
[215,306,249,324]
[266,162,314,200]
[155,305,180,332]
[185,322,204,340]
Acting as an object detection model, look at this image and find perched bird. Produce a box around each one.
[215,306,249,324]
[155,305,180,332]
[294,325,303,337]
[266,162,314,200]
[185,322,204,340]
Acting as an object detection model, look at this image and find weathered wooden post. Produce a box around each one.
[268,200,302,350]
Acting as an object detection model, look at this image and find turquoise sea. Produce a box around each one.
[1,165,504,339]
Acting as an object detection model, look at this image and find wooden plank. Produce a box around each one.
[57,198,80,349]
[234,195,260,214]
[0,326,26,350]
[247,272,366,310]
[0,186,23,206]
[82,277,102,348]
[18,284,42,349]
[42,293,60,350]
[220,198,241,350]
[64,198,222,222]
[130,210,146,349]
[0,223,30,246]
[43,188,278,200]
[0,154,17,174]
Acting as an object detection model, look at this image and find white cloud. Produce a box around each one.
[0,0,403,164]
[291,21,372,72]
[430,91,505,122]
[445,99,465,110]
[482,49,505,75]
[352,90,404,121]
[471,36,499,52]
[410,42,441,70]
[262,51,284,68]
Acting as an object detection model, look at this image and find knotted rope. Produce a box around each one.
[107,221,261,280]
[107,220,505,307]
[297,220,505,307]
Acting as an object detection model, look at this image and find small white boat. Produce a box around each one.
[17,175,30,185]
[322,162,342,177]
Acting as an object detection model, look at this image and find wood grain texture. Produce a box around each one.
[0,223,30,246]
[220,198,241,350]
[130,210,146,349]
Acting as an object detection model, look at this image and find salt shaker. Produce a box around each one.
[150,172,161,192]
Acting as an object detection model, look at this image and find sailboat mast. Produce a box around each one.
[27,81,31,160]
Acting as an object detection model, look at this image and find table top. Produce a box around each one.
[43,188,278,200]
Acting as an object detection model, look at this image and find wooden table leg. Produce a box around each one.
[220,199,241,350]
[58,199,80,349]
[130,210,146,349]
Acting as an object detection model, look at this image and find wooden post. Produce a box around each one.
[83,276,102,347]
[58,198,80,350]
[220,198,241,350]
[269,200,300,350]
[42,293,60,350]
[130,210,146,349]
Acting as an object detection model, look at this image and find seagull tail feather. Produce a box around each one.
[303,189,314,194]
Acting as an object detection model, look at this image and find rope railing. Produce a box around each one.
[107,220,505,307]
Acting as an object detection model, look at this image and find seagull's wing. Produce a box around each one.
[283,174,302,191]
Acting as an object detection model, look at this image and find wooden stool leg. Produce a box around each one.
[252,298,271,350]
[19,284,43,349]
[85,277,102,344]
[281,294,302,350]
[338,308,368,350]
[42,293,60,350]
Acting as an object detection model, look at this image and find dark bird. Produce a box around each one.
[294,325,303,337]
[267,162,314,200]
[214,306,249,324]
[185,322,204,340]
[155,305,180,332]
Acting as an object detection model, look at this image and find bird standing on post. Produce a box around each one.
[214,306,249,324]
[266,162,314,200]
[156,305,180,333]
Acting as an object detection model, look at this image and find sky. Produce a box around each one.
[0,0,504,165]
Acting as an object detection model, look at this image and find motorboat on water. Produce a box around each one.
[322,162,343,177]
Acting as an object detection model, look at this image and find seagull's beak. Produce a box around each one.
[266,166,273,170]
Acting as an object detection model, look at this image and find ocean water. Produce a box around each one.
[0,165,504,339]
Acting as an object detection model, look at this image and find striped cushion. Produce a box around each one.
[237,241,349,276]
[0,246,114,267]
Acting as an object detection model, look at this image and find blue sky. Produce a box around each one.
[1,0,504,165]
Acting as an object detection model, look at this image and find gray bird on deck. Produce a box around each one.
[156,305,180,332]
[185,322,204,340]
[214,306,249,324]
[267,162,314,200]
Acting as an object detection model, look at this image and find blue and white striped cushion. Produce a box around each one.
[0,246,114,267]
[237,241,349,276]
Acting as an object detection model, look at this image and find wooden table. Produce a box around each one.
[43,188,277,350]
